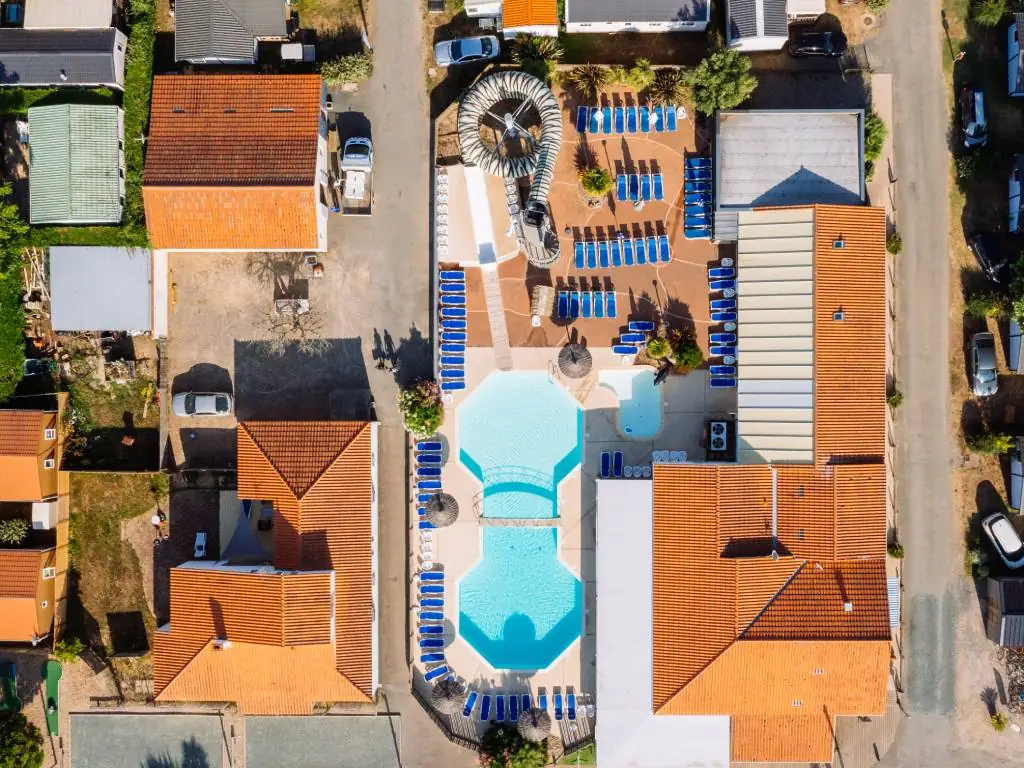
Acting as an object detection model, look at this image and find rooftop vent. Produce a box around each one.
[792,700,803,707]
[270,107,294,113]
[843,601,854,613]
[224,108,236,113]
[59,69,67,81]
[833,237,845,249]
[833,310,845,321]
[813,668,825,676]
[212,639,232,650]
[172,107,185,113]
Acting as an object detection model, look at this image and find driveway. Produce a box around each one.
[245,716,401,768]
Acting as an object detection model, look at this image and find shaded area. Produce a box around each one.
[154,488,221,625]
[175,428,236,472]
[106,611,149,657]
[245,715,402,768]
[70,714,221,768]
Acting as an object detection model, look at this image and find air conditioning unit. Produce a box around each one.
[709,421,728,452]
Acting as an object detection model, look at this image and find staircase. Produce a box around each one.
[481,265,513,371]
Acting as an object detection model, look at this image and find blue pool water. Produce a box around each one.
[459,528,583,670]
[599,368,662,439]
[459,372,583,519]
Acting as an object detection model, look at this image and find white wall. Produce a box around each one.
[727,33,789,51]
[465,0,501,17]
[113,29,128,89]
[565,19,708,33]
[502,23,559,39]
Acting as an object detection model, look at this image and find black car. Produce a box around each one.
[968,234,1008,282]
[788,30,849,58]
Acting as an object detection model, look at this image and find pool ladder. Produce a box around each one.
[547,360,561,383]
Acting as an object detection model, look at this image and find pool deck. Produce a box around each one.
[411,348,736,741]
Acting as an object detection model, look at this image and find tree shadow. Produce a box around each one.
[143,737,210,768]
[392,326,433,389]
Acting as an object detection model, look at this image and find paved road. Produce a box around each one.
[868,4,988,767]
[327,5,477,768]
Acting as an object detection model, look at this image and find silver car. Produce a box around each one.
[434,35,499,67]
[970,332,998,397]
[172,392,232,417]
[982,512,1024,569]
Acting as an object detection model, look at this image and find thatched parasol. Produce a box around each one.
[426,493,460,527]
[518,707,552,741]
[430,676,465,714]
[558,343,593,379]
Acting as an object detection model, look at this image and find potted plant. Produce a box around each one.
[398,380,444,438]
[578,165,613,205]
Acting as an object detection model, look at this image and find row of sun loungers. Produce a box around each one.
[653,450,687,463]
[436,171,452,258]
[438,270,467,393]
[575,105,680,135]
[600,451,623,478]
[612,328,649,357]
[415,443,444,543]
[462,690,580,722]
[417,568,451,682]
[684,158,713,240]
[707,260,738,388]
[615,173,665,203]
[557,290,618,320]
[573,235,671,269]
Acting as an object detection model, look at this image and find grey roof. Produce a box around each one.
[1002,616,1024,647]
[49,247,151,331]
[715,110,864,209]
[566,0,709,24]
[1016,14,1024,96]
[29,104,123,225]
[70,714,222,768]
[174,0,286,62]
[0,29,122,86]
[728,0,787,40]
[246,716,402,768]
[24,0,112,29]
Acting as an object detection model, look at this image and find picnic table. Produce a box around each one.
[44,660,61,735]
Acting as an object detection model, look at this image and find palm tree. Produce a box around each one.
[646,337,672,360]
[512,34,563,82]
[649,67,686,106]
[578,166,612,198]
[565,64,610,101]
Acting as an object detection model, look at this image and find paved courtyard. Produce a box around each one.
[70,713,225,768]
[245,716,401,768]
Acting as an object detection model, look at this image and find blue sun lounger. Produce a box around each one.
[686,228,711,240]
[418,520,435,529]
[417,466,441,477]
[439,270,464,281]
[463,690,479,717]
[686,157,711,168]
[575,107,588,132]
[420,584,444,594]
[419,611,444,621]
[708,267,735,280]
[580,292,592,318]
[439,282,465,294]
[440,381,466,392]
[640,174,652,201]
[574,241,585,269]
[629,320,655,332]
[710,345,736,357]
[594,291,604,318]
[628,174,640,202]
[440,295,465,306]
[610,238,623,267]
[417,453,442,464]
[626,106,638,133]
[647,236,658,263]
[709,279,735,292]
[569,292,580,318]
[710,298,736,311]
[480,695,491,720]
[710,311,736,323]
[685,180,711,193]
[634,237,646,265]
[685,193,711,205]
[554,693,564,721]
[419,624,444,634]
[568,693,577,721]
[558,291,569,318]
[623,238,634,265]
[522,694,531,712]
[418,479,442,490]
[710,365,737,376]
[658,235,671,262]
[613,344,638,356]
[441,319,466,330]
[424,665,449,682]
[601,451,611,478]
[419,570,445,581]
[621,332,646,344]
[586,241,597,269]
[639,106,650,132]
[439,370,463,380]
[607,291,617,317]
[601,106,612,134]
[538,691,548,710]
[496,695,506,721]
[613,451,624,477]
[439,356,464,367]
[653,173,664,201]
[509,694,519,721]
[614,106,625,134]
[417,493,435,503]
[589,108,601,134]
[417,506,427,516]
[710,377,737,388]
[599,240,610,268]
[666,106,678,131]
[616,174,627,202]
[709,332,736,345]
[440,307,466,319]
[417,440,442,451]
[419,637,443,648]
[420,597,443,608]
[685,169,711,182]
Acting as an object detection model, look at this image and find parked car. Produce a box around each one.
[982,512,1024,569]
[967,234,1008,282]
[960,87,988,148]
[970,332,998,397]
[787,29,848,58]
[172,392,232,417]
[434,35,499,67]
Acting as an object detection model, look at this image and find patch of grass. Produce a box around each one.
[0,87,116,118]
[294,0,365,32]
[121,0,156,245]
[557,744,596,764]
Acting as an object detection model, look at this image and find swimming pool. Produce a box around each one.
[599,368,662,439]
[459,528,583,670]
[459,371,583,519]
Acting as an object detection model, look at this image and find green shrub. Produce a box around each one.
[864,112,887,181]
[121,0,156,243]
[398,380,444,439]
[511,35,563,84]
[887,540,904,559]
[683,51,757,114]
[965,290,1007,319]
[649,68,687,106]
[671,336,704,371]
[320,52,374,85]
[578,166,612,198]
[0,712,43,768]
[646,337,671,360]
[972,0,1007,26]
[481,723,547,768]
[625,58,655,92]
[0,519,29,546]
[865,0,889,12]
[886,388,904,408]
[565,65,609,101]
[956,153,978,180]
[53,636,85,663]
[0,276,24,404]
[887,232,903,255]
[149,473,169,498]
[967,432,1014,455]
[992,712,1009,731]
[608,65,629,86]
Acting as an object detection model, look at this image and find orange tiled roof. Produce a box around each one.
[0,411,45,454]
[142,187,319,251]
[502,0,558,27]
[144,75,322,187]
[731,714,835,763]
[0,550,44,597]
[0,549,50,642]
[236,421,375,698]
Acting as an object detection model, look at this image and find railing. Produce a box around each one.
[410,684,482,752]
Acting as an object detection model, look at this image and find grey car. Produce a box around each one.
[982,512,1024,569]
[971,332,998,397]
[172,392,233,417]
[434,35,499,67]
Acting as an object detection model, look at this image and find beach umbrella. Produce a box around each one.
[518,707,552,742]
[430,677,465,714]
[653,360,672,386]
[426,493,460,528]
[558,343,593,379]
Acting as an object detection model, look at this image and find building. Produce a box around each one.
[153,421,379,713]
[595,205,891,766]
[142,75,328,252]
[0,548,57,644]
[464,0,559,38]
[988,577,1024,646]
[0,408,61,502]
[49,247,156,334]
[0,29,126,89]
[565,0,710,33]
[24,0,114,29]
[28,104,124,225]
[174,0,288,64]
[713,109,865,241]
[726,0,823,51]
[1010,15,1024,97]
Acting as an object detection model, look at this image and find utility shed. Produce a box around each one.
[24,0,113,29]
[49,247,152,332]
[987,577,1024,647]
[0,29,127,88]
[28,104,124,225]
[174,0,287,63]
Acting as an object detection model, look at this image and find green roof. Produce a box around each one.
[28,104,123,225]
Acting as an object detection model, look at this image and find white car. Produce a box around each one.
[982,512,1024,569]
[172,392,232,417]
[434,35,499,67]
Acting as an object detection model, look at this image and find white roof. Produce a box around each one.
[24,0,112,29]
[595,479,730,768]
[787,0,826,14]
